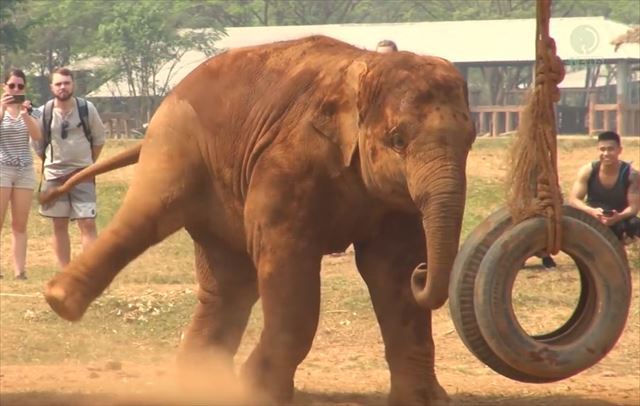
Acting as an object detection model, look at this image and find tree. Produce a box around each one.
[2,0,112,103]
[0,0,26,73]
[93,0,223,120]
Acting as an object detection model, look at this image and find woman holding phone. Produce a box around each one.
[0,68,42,279]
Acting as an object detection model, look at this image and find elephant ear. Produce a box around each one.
[310,60,368,168]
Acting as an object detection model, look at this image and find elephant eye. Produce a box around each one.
[388,128,407,152]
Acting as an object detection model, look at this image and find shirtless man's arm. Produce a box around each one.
[568,163,603,218]
[616,169,640,221]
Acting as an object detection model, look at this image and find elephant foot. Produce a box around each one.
[44,273,93,321]
[176,340,234,372]
[389,377,450,406]
[240,352,295,404]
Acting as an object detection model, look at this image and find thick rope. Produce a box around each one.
[506,0,564,255]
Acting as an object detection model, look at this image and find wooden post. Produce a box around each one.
[492,111,498,137]
[588,92,597,135]
[616,101,624,137]
[116,119,121,139]
[479,112,485,135]
[518,109,523,132]
[458,65,469,82]
[616,61,629,136]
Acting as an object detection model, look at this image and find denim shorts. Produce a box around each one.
[38,178,97,220]
[0,164,36,189]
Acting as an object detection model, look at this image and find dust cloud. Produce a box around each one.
[1,350,272,406]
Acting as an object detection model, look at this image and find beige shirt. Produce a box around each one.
[33,99,105,180]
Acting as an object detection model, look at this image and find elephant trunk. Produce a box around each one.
[408,160,466,310]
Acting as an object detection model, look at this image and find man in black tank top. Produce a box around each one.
[568,131,640,241]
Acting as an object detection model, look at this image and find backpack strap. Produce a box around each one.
[37,99,55,192]
[41,99,55,161]
[75,97,92,145]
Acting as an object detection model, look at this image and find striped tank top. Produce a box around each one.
[0,112,33,168]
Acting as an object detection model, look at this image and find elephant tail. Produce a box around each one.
[38,143,142,204]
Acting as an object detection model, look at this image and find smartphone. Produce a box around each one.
[9,95,25,104]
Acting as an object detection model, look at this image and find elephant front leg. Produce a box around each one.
[355,213,449,406]
[178,229,258,367]
[240,228,322,403]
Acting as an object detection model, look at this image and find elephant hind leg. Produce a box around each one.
[45,201,185,321]
[45,136,206,322]
[240,234,322,403]
[178,228,259,367]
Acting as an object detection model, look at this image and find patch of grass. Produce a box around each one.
[462,177,504,240]
[0,289,198,364]
[470,137,513,151]
[95,182,129,230]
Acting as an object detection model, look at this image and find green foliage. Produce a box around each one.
[554,0,640,25]
[176,0,639,26]
[88,0,223,119]
[94,0,222,98]
[0,0,26,69]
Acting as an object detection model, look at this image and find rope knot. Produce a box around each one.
[535,38,565,102]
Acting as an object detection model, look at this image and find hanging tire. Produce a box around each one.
[473,208,631,382]
[449,207,551,382]
[449,205,629,382]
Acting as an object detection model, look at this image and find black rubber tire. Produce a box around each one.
[449,207,547,381]
[474,209,631,382]
[449,205,628,383]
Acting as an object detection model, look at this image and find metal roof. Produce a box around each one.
[88,17,639,98]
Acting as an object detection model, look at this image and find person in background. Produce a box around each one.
[0,68,43,280]
[539,255,556,269]
[33,67,106,269]
[375,39,398,54]
[569,131,640,241]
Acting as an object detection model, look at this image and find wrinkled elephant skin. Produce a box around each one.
[44,36,475,405]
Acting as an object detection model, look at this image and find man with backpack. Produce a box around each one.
[33,67,106,269]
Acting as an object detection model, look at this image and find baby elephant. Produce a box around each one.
[45,35,475,405]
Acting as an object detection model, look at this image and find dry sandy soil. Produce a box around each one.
[1,257,638,406]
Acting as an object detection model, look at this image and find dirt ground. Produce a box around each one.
[1,257,639,406]
[1,138,639,405]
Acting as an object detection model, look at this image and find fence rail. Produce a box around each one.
[101,112,133,139]
[470,100,640,136]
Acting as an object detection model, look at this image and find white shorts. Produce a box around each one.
[39,178,97,220]
[0,164,36,189]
